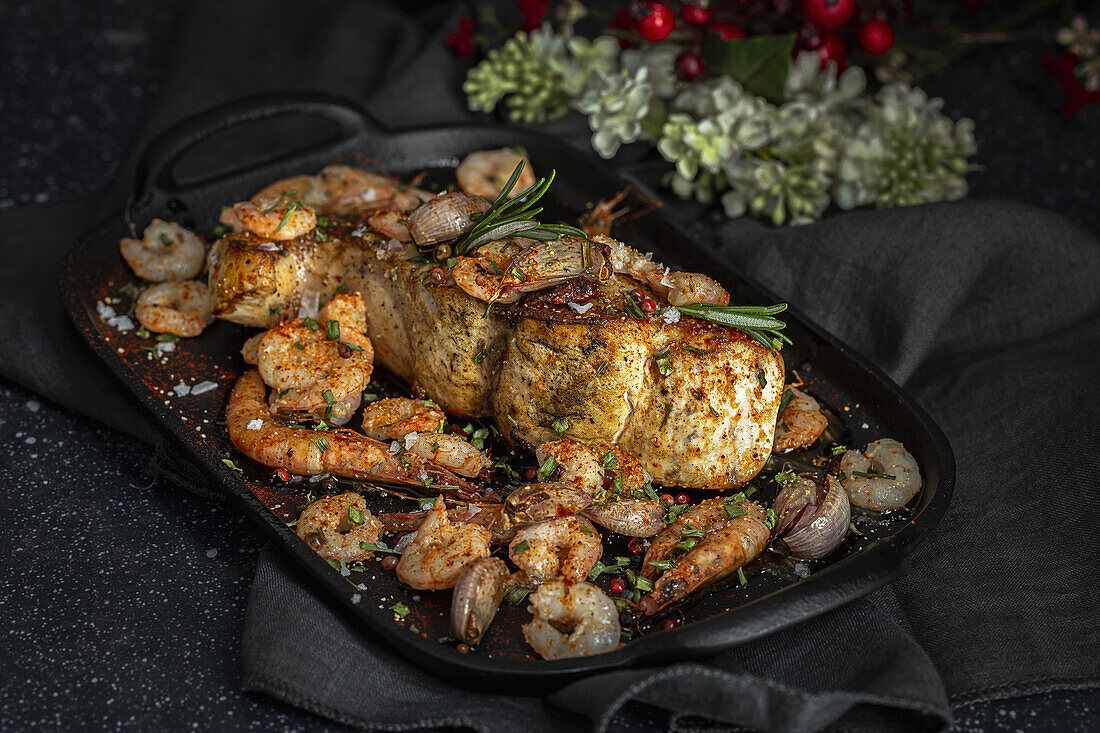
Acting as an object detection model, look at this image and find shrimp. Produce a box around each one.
[456,148,537,199]
[256,318,374,413]
[404,433,490,478]
[522,580,620,660]
[638,497,770,615]
[360,397,446,441]
[396,497,492,590]
[248,174,329,210]
[536,439,651,496]
[839,439,922,511]
[773,387,828,453]
[450,239,527,304]
[227,197,317,241]
[296,492,383,562]
[134,280,213,337]
[319,291,368,335]
[450,557,511,645]
[119,219,205,282]
[226,370,481,495]
[367,209,412,243]
[508,516,602,585]
[582,499,664,538]
[578,188,632,238]
[319,165,432,213]
[240,332,264,365]
[381,503,515,545]
[591,234,729,307]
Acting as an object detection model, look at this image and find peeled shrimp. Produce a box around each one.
[639,497,769,614]
[228,197,317,241]
[396,497,492,590]
[508,516,602,585]
[226,370,480,495]
[456,148,536,199]
[450,239,527,304]
[536,439,651,497]
[319,291,369,335]
[135,280,213,337]
[592,234,729,307]
[773,387,829,453]
[450,557,511,645]
[318,165,432,213]
[240,332,263,365]
[840,439,922,511]
[257,318,373,413]
[522,580,620,660]
[120,219,205,282]
[360,397,445,441]
[367,209,412,243]
[404,433,490,478]
[296,492,383,562]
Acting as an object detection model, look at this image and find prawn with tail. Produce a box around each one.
[226,370,480,497]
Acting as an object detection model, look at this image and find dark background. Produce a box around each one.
[1,0,1097,730]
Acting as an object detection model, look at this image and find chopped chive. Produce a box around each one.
[756,369,767,388]
[852,471,897,480]
[325,320,340,340]
[303,317,320,332]
[737,567,748,586]
[391,602,410,619]
[472,349,487,364]
[512,540,530,554]
[322,389,336,405]
[551,417,569,436]
[347,505,365,526]
[660,403,672,428]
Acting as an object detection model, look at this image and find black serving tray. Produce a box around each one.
[60,91,954,692]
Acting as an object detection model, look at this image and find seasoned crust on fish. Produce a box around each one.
[208,224,782,489]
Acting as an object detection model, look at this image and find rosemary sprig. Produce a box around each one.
[674,303,792,351]
[454,161,586,256]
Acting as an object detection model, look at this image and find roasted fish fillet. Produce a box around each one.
[208,221,783,489]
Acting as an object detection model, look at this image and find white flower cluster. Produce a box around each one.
[464,27,977,225]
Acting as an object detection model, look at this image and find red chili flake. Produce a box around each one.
[674,493,690,505]
[640,298,657,313]
[610,578,625,594]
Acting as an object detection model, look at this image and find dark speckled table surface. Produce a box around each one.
[1,1,1097,731]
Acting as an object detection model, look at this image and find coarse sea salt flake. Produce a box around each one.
[96,301,116,321]
[388,440,400,455]
[112,315,134,332]
[26,400,40,413]
[351,593,362,605]
[246,418,263,431]
[661,306,681,324]
[156,342,176,354]
[190,380,217,395]
[567,302,593,314]
[173,382,191,397]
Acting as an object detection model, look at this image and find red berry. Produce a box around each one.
[602,475,615,490]
[817,33,847,69]
[659,493,675,505]
[273,468,291,482]
[675,51,706,81]
[524,467,538,481]
[380,555,398,571]
[662,618,678,630]
[517,0,548,32]
[858,19,894,56]
[610,578,626,594]
[680,3,713,26]
[608,9,635,49]
[799,0,857,31]
[640,298,657,313]
[675,492,690,505]
[429,267,446,285]
[708,22,746,41]
[636,1,676,42]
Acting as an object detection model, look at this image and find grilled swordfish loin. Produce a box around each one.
[207,173,784,489]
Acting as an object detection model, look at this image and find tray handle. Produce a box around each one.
[131,91,382,206]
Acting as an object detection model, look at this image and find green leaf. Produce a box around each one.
[702,34,796,105]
